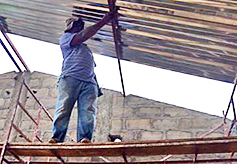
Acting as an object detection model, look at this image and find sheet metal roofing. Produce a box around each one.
[0,0,237,83]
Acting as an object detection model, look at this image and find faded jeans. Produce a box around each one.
[52,75,98,143]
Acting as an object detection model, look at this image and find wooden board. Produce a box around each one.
[0,137,237,157]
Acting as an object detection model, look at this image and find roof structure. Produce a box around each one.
[0,0,237,84]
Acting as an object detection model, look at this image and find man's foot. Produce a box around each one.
[80,138,91,143]
[48,138,57,143]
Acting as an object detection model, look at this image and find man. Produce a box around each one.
[50,11,116,143]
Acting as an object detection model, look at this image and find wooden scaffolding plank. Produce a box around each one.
[5,158,237,164]
[0,137,236,157]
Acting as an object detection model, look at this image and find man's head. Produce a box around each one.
[65,17,85,33]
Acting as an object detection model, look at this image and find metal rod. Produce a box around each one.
[160,122,224,162]
[228,121,236,136]
[224,80,237,122]
[18,102,38,125]
[232,97,236,120]
[50,150,66,164]
[34,107,42,141]
[199,123,224,138]
[0,38,22,72]
[3,158,9,163]
[0,142,8,164]
[107,0,126,97]
[32,107,43,143]
[35,135,43,143]
[23,80,53,121]
[1,30,30,72]
[8,150,26,163]
[122,153,128,164]
[12,123,32,142]
[28,107,43,164]
[159,154,172,161]
[194,144,199,162]
[0,82,23,164]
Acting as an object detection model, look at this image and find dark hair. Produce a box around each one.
[72,18,85,29]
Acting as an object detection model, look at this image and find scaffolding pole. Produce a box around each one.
[107,0,126,97]
[0,38,22,72]
[1,30,30,72]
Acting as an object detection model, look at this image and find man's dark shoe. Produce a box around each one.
[80,138,91,143]
[48,138,57,143]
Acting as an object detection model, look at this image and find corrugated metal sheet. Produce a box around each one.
[0,0,237,83]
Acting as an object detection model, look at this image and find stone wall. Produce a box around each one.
[0,71,19,140]
[95,92,227,143]
[0,71,234,162]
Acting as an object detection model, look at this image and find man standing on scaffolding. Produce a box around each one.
[50,11,116,143]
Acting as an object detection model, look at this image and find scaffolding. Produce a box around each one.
[0,0,237,163]
[0,29,236,163]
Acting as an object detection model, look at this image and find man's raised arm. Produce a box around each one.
[71,12,115,46]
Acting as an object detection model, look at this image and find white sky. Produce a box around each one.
[0,33,236,120]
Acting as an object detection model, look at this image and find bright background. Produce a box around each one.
[0,33,236,119]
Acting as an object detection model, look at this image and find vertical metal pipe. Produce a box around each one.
[1,30,30,72]
[0,82,23,164]
[224,80,237,122]
[232,98,236,120]
[107,0,126,97]
[0,38,22,72]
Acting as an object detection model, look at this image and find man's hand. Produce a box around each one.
[103,10,118,22]
[71,9,119,46]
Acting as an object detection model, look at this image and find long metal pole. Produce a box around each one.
[107,0,126,97]
[0,38,22,72]
[1,30,30,72]
[224,79,237,122]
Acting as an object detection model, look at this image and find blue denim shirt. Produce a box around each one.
[59,32,96,84]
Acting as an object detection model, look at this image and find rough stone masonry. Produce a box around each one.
[0,71,234,162]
